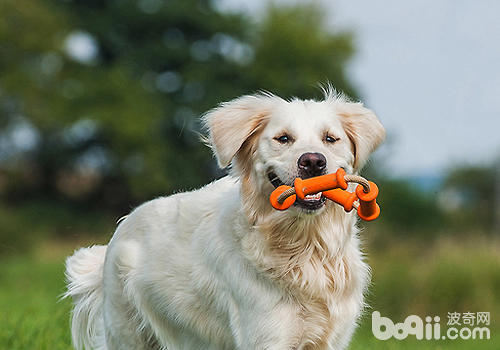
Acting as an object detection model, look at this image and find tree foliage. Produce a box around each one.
[442,164,498,231]
[0,0,356,209]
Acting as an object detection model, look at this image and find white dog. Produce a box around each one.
[65,89,385,350]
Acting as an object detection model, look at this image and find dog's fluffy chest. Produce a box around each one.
[240,212,367,349]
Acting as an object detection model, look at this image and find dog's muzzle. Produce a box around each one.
[267,172,326,211]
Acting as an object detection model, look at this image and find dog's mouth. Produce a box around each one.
[267,172,326,211]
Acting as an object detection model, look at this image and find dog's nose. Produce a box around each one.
[297,152,327,177]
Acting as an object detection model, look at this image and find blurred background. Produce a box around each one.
[0,0,499,349]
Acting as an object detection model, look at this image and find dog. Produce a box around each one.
[65,89,385,350]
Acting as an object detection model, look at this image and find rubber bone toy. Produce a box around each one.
[269,168,380,221]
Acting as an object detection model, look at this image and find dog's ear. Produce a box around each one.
[203,94,272,168]
[337,102,385,171]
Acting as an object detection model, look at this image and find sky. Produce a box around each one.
[217,0,500,177]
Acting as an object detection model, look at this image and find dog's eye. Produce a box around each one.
[325,135,338,143]
[274,134,292,144]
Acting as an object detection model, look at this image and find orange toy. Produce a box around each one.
[269,169,381,221]
[294,168,348,199]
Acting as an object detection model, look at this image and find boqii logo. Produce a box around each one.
[372,311,490,340]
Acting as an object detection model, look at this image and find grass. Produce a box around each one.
[0,255,72,350]
[0,235,498,349]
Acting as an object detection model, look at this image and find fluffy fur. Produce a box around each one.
[65,90,385,350]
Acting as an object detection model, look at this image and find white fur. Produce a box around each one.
[65,90,385,350]
[65,245,107,350]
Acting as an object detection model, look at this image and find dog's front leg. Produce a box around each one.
[228,300,303,350]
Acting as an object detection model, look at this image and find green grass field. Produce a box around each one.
[1,236,498,349]
[0,255,72,349]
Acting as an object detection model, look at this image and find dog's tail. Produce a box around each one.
[64,245,107,350]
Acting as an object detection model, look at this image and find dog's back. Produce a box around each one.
[64,177,241,350]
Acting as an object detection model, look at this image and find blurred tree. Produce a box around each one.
[375,177,445,235]
[361,159,446,237]
[442,164,497,232]
[248,4,356,98]
[0,0,357,210]
[0,0,164,208]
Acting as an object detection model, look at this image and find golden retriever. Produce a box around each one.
[65,89,385,350]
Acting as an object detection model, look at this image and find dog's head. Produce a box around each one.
[203,91,385,218]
